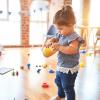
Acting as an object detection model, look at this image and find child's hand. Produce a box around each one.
[45,38,59,48]
[45,39,53,47]
[51,43,60,51]
[49,38,59,43]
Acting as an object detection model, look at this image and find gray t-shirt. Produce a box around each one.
[47,25,84,68]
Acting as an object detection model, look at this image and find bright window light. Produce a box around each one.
[0,0,21,45]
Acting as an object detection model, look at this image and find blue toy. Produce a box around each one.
[48,69,55,73]
[27,63,31,69]
[37,69,41,73]
[80,49,87,54]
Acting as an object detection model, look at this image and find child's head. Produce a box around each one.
[53,5,76,36]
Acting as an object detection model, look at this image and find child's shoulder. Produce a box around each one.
[68,32,79,39]
[68,32,84,44]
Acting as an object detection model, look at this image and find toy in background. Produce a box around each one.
[0,44,4,57]
[42,82,49,88]
[0,51,2,56]
[12,70,19,76]
[27,63,31,69]
[94,29,100,50]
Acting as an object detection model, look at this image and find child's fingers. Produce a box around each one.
[51,43,60,51]
[46,42,52,47]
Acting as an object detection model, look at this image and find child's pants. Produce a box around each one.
[55,71,78,100]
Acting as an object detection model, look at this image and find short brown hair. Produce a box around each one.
[53,5,76,26]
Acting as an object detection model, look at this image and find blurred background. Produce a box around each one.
[0,0,100,100]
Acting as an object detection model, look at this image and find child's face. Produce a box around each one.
[55,24,74,36]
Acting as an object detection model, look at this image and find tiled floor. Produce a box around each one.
[0,47,100,100]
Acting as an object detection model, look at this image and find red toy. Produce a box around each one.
[16,71,19,76]
[42,82,49,88]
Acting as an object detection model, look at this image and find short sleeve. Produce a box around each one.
[46,25,58,38]
[68,32,85,44]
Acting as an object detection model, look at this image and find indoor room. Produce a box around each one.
[0,0,100,100]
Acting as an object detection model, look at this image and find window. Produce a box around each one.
[0,0,8,20]
[89,0,100,27]
[0,0,21,45]
[88,0,100,47]
[30,0,49,45]
[72,0,83,26]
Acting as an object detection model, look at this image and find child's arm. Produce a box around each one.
[51,40,79,54]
